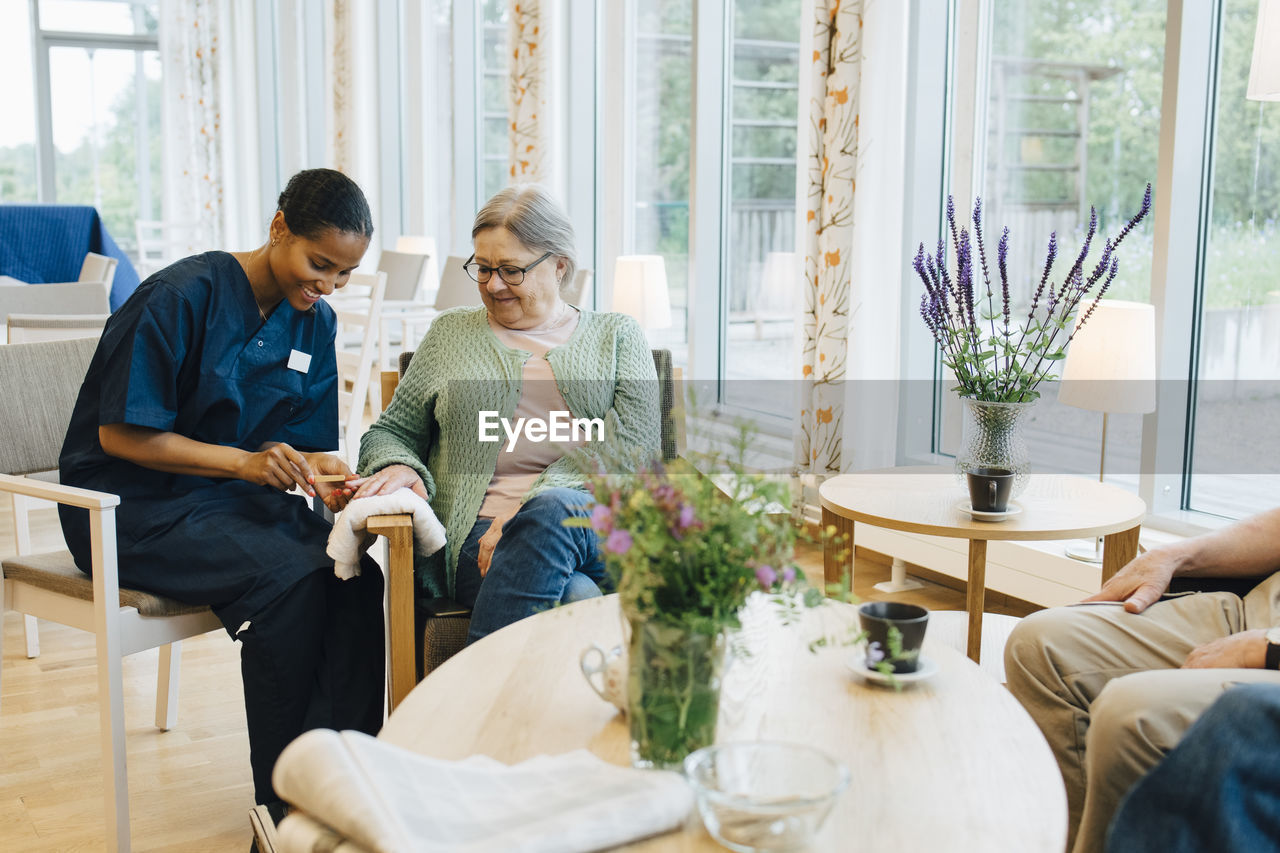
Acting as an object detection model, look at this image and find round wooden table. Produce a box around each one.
[380,595,1067,852]
[820,467,1147,661]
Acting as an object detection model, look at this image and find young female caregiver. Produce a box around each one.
[58,168,384,813]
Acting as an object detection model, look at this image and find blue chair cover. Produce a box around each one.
[0,204,142,310]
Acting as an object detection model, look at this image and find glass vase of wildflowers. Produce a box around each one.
[913,186,1153,491]
[570,431,822,770]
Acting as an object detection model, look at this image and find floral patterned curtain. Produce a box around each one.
[160,0,223,249]
[331,0,355,174]
[795,0,861,482]
[508,0,546,183]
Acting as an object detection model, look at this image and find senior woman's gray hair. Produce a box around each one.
[472,185,578,291]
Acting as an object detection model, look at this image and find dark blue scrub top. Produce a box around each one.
[57,251,340,624]
[59,251,338,496]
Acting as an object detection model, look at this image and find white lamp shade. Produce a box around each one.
[1059,300,1157,414]
[1249,0,1280,101]
[759,251,799,313]
[395,235,436,256]
[611,255,672,330]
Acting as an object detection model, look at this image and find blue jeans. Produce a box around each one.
[1106,682,1280,853]
[454,487,612,644]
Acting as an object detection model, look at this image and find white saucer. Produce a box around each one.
[957,500,1022,522]
[845,654,939,687]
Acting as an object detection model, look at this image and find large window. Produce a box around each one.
[480,0,509,201]
[723,0,801,414]
[28,0,161,256]
[632,0,694,352]
[937,0,1166,493]
[0,2,38,203]
[915,0,1276,524]
[1188,0,1280,518]
[624,0,801,425]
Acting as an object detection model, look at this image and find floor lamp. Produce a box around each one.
[1249,0,1280,102]
[1058,300,1157,562]
[612,255,673,335]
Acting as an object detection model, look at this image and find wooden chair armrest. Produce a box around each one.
[0,472,119,510]
[364,513,417,710]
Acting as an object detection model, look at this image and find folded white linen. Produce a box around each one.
[326,488,446,580]
[274,729,693,853]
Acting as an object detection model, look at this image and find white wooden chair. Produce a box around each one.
[374,250,431,371]
[134,220,201,278]
[6,312,112,343]
[391,254,486,357]
[6,312,112,658]
[394,235,440,301]
[0,282,111,343]
[327,271,387,466]
[79,251,119,300]
[565,267,593,305]
[0,337,223,852]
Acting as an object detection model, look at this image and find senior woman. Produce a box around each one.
[353,185,660,642]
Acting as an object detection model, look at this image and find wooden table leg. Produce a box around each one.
[367,514,416,711]
[822,506,856,596]
[965,539,988,663]
[1102,525,1142,584]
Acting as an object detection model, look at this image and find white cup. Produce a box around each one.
[579,643,627,711]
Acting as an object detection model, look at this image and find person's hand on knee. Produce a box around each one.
[1082,548,1183,613]
[1182,629,1267,669]
[477,507,518,577]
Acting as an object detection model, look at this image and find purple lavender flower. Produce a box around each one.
[605,529,632,555]
[590,503,613,533]
[782,566,796,584]
[1029,231,1058,314]
[755,565,778,588]
[678,503,696,529]
[998,226,1010,325]
[915,184,1152,405]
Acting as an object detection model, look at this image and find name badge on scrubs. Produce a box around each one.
[287,349,312,373]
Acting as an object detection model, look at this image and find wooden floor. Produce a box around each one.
[0,499,1039,851]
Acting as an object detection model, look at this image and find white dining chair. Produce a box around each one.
[79,252,119,299]
[327,271,387,465]
[0,337,223,852]
[134,220,202,278]
[5,313,112,663]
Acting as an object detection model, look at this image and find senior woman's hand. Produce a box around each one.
[477,506,519,577]
[350,463,429,501]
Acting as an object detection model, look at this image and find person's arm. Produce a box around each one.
[99,424,356,510]
[350,314,445,500]
[1084,508,1280,613]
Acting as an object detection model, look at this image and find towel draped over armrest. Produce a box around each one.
[327,488,446,580]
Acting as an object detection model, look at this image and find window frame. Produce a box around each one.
[900,0,1262,533]
[28,0,160,214]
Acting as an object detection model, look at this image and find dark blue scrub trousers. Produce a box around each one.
[237,560,384,803]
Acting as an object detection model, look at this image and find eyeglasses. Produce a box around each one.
[463,251,553,286]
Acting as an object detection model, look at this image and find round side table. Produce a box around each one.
[819,467,1146,662]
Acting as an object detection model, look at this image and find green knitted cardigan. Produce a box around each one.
[357,306,660,599]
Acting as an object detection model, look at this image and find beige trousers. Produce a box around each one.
[1004,572,1280,853]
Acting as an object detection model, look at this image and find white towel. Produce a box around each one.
[327,488,447,580]
[273,730,694,853]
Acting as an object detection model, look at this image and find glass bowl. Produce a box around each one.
[683,741,850,852]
